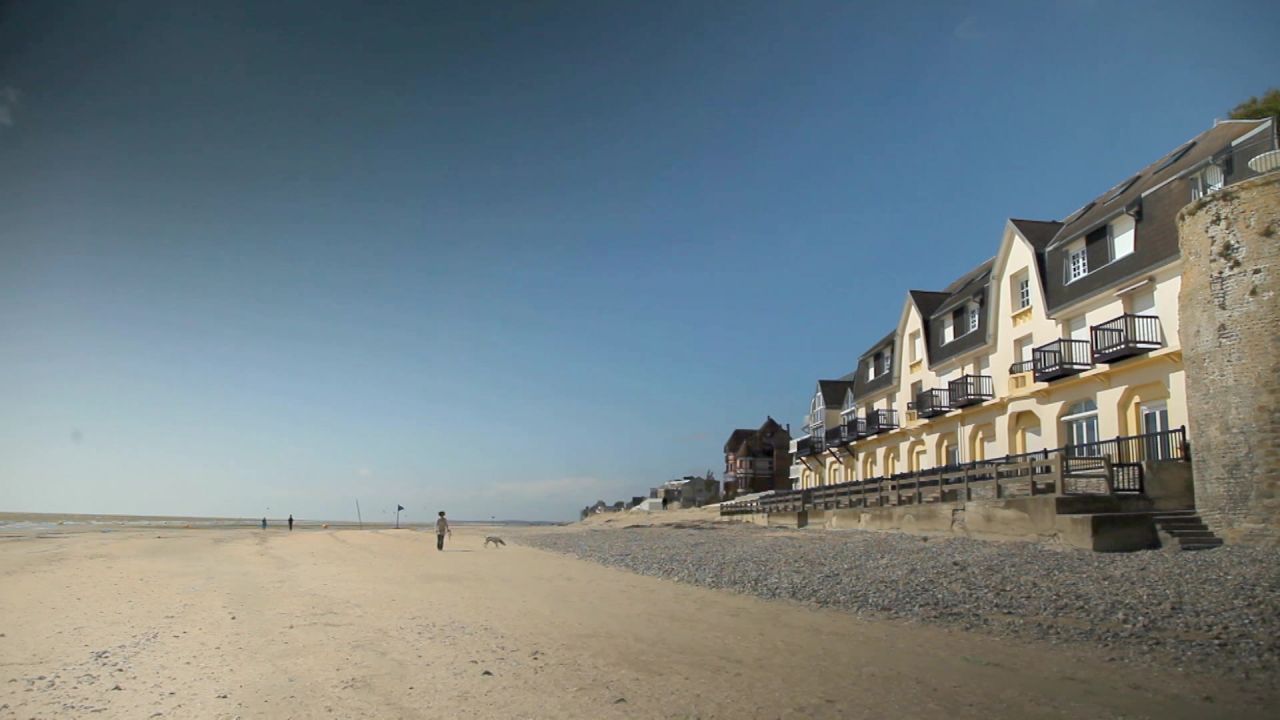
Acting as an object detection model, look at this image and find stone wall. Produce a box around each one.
[1177,171,1280,545]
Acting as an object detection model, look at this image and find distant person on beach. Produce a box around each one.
[288,514,294,531]
[435,511,451,551]
[261,517,267,530]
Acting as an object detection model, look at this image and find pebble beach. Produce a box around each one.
[522,521,1280,681]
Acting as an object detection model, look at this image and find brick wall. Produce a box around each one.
[1177,171,1280,545]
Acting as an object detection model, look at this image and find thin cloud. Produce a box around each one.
[0,86,19,127]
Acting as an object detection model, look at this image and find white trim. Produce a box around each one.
[1112,277,1153,297]
[1231,117,1273,146]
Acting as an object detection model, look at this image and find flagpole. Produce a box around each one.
[356,499,363,530]
[395,505,400,529]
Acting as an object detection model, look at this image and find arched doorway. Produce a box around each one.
[1008,411,1043,455]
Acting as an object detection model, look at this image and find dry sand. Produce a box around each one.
[1,524,1273,719]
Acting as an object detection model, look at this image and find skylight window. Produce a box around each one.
[1061,201,1095,225]
[1102,175,1140,204]
[1153,141,1196,173]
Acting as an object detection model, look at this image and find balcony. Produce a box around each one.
[1033,339,1094,382]
[864,408,899,435]
[839,415,870,443]
[914,388,951,419]
[793,437,814,458]
[949,374,995,408]
[824,426,845,450]
[1090,314,1162,364]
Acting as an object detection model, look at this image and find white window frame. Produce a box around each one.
[881,349,892,376]
[1017,277,1031,309]
[1062,399,1100,457]
[1066,242,1088,283]
[967,304,979,333]
[1110,214,1135,261]
[942,317,954,344]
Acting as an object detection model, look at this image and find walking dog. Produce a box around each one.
[484,536,506,548]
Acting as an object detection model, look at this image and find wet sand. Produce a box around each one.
[0,524,1272,719]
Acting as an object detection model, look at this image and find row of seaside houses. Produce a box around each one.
[722,117,1276,498]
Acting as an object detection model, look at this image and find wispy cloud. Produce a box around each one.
[0,86,19,128]
[483,476,609,501]
[356,467,373,477]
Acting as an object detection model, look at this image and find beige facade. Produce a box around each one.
[793,118,1276,493]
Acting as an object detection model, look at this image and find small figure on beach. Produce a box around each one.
[288,514,294,532]
[261,517,267,530]
[435,511,451,551]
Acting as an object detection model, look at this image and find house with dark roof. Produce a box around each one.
[722,417,791,497]
[790,117,1277,494]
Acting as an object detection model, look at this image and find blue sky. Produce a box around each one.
[1,1,1276,521]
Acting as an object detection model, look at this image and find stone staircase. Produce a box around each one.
[1152,510,1223,550]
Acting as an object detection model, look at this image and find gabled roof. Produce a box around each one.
[931,258,994,317]
[1047,119,1270,250]
[723,428,756,453]
[908,290,949,319]
[817,379,854,406]
[1009,218,1063,250]
[857,330,896,360]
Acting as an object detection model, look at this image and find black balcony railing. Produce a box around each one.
[865,408,899,435]
[1033,339,1094,382]
[949,374,995,408]
[793,436,814,458]
[1009,359,1035,375]
[915,388,951,419]
[840,417,867,442]
[1091,314,1162,363]
[825,426,846,450]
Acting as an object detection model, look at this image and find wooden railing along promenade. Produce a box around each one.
[720,427,1187,517]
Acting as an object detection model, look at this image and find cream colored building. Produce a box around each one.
[794,117,1277,491]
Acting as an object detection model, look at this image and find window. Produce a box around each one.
[1110,214,1135,260]
[909,330,922,363]
[1063,399,1099,457]
[945,443,959,467]
[882,349,892,375]
[910,380,922,402]
[1015,335,1033,363]
[942,317,954,344]
[1067,241,1088,283]
[967,304,979,333]
[1017,276,1031,309]
[1190,164,1225,201]
[1141,401,1171,459]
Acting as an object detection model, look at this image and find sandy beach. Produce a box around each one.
[1,522,1275,719]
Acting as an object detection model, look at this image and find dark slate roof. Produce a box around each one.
[1009,218,1063,250]
[857,331,896,361]
[908,290,949,319]
[817,380,854,406]
[931,258,994,318]
[1046,119,1269,250]
[723,428,756,453]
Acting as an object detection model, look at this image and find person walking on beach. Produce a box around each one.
[288,514,294,532]
[435,511,451,551]
[261,517,267,530]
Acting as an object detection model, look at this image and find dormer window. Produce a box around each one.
[1066,240,1088,283]
[1190,164,1225,201]
[869,350,890,379]
[967,303,980,333]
